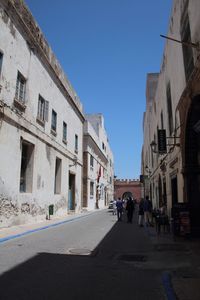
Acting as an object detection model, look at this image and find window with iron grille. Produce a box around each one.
[180,5,194,81]
[51,109,57,133]
[37,95,49,124]
[15,71,26,103]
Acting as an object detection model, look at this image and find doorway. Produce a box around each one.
[171,176,178,206]
[185,95,200,231]
[68,173,75,211]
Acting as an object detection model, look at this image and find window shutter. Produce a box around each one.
[44,100,49,122]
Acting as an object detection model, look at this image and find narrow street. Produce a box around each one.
[0,209,199,300]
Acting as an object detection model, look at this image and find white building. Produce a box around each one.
[142,0,200,235]
[0,0,84,227]
[83,114,114,210]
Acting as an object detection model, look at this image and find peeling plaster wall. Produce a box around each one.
[0,0,83,228]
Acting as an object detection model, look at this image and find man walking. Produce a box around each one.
[116,197,123,221]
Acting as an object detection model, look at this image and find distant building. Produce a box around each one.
[83,114,114,210]
[114,179,141,202]
[0,0,85,227]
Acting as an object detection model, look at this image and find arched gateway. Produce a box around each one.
[114,179,142,202]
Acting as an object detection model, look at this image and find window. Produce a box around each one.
[37,95,49,125]
[51,109,57,134]
[166,83,174,135]
[20,140,34,193]
[180,2,194,81]
[15,71,26,104]
[90,155,94,169]
[0,52,3,76]
[161,111,164,129]
[63,122,67,143]
[90,181,94,198]
[54,157,62,194]
[75,134,78,153]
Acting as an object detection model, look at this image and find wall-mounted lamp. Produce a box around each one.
[145,165,151,175]
[150,141,157,153]
[69,156,78,167]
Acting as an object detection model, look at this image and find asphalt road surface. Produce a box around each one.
[0,209,171,300]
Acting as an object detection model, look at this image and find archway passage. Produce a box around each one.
[185,95,200,234]
[114,179,142,202]
[122,191,133,200]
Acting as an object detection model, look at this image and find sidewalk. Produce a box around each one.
[146,224,200,300]
[0,210,97,243]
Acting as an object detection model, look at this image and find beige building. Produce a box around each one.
[83,114,114,210]
[142,0,200,235]
[0,0,85,227]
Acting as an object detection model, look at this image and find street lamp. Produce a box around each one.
[69,156,78,167]
[150,141,157,153]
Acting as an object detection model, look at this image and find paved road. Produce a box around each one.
[0,209,200,300]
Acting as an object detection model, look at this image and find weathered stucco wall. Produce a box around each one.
[0,0,84,227]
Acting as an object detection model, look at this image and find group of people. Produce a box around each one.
[111,195,153,227]
[112,197,135,223]
[111,196,169,233]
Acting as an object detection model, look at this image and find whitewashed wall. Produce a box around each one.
[0,1,84,227]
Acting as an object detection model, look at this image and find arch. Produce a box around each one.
[122,191,133,200]
[185,95,200,231]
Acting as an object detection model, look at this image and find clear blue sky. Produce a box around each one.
[25,0,172,179]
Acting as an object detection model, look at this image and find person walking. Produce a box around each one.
[143,195,153,226]
[138,198,144,227]
[116,197,123,221]
[126,197,135,223]
[112,199,117,215]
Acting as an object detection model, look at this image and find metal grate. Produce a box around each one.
[118,254,147,262]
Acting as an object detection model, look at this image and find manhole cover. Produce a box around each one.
[67,248,92,255]
[118,254,147,262]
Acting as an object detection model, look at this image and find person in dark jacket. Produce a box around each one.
[126,197,135,223]
[143,195,152,226]
[138,198,144,227]
[116,197,123,221]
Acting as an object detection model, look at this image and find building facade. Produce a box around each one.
[114,179,141,202]
[141,0,200,235]
[83,114,114,210]
[0,0,85,227]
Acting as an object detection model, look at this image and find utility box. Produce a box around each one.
[49,204,54,216]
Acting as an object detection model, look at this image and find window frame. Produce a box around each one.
[51,109,57,135]
[36,94,49,126]
[63,121,67,143]
[75,134,78,153]
[14,71,27,110]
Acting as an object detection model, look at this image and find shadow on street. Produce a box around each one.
[0,212,167,300]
